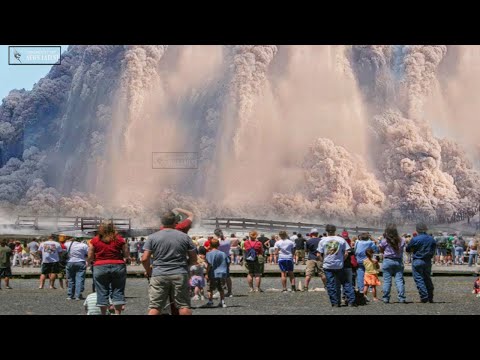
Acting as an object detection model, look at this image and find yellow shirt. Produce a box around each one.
[363,258,379,274]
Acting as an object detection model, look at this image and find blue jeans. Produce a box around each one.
[381,258,405,303]
[93,264,127,306]
[325,268,355,306]
[66,262,86,299]
[468,253,478,267]
[356,264,365,291]
[412,259,434,302]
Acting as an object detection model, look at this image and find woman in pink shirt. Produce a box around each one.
[88,222,129,315]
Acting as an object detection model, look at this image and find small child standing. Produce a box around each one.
[474,276,480,298]
[190,254,207,300]
[363,248,381,301]
[206,238,230,308]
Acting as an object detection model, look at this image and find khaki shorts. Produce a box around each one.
[305,259,325,277]
[245,255,264,276]
[149,274,191,310]
[295,250,305,259]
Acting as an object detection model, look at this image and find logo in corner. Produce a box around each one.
[9,46,61,65]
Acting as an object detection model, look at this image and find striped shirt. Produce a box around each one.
[83,293,105,315]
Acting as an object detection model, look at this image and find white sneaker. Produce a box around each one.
[192,295,200,301]
[212,292,220,299]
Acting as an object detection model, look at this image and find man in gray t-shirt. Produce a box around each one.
[142,210,197,315]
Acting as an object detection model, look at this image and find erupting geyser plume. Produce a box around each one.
[0,45,479,226]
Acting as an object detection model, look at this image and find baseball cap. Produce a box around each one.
[310,228,319,234]
[341,230,349,238]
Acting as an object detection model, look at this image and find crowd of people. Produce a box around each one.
[0,207,479,315]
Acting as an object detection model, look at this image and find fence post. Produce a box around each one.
[215,218,219,229]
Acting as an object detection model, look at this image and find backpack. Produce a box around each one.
[59,241,74,266]
[350,254,359,269]
[354,290,367,306]
[245,241,257,262]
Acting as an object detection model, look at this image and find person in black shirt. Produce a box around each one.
[294,234,306,265]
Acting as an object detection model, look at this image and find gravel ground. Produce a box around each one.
[0,276,479,315]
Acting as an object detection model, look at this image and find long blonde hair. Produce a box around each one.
[98,221,117,243]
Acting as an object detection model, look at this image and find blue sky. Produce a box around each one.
[0,45,69,100]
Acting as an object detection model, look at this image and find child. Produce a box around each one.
[474,277,480,298]
[206,238,230,308]
[84,292,104,315]
[190,254,207,300]
[363,248,381,301]
[84,292,125,315]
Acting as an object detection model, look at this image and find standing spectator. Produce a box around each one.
[38,235,64,289]
[215,228,233,297]
[190,255,206,300]
[229,234,240,265]
[406,223,436,303]
[340,231,357,303]
[64,237,89,300]
[362,249,381,302]
[467,236,478,267]
[11,241,23,267]
[0,239,13,289]
[304,229,326,291]
[27,239,40,266]
[129,238,138,266]
[206,238,230,308]
[141,211,197,315]
[318,224,356,307]
[354,233,378,292]
[57,238,67,289]
[294,234,306,265]
[445,235,454,266]
[267,235,277,264]
[379,224,406,304]
[454,236,466,265]
[258,233,270,263]
[274,231,296,292]
[137,237,146,265]
[244,230,265,292]
[88,222,129,315]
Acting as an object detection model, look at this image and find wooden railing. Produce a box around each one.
[15,215,131,232]
[200,217,383,234]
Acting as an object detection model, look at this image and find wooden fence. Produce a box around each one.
[200,217,383,234]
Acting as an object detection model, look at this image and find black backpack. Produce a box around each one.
[354,290,367,306]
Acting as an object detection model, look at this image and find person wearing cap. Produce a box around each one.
[304,228,326,291]
[141,211,197,315]
[406,223,436,303]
